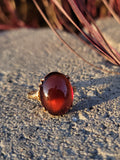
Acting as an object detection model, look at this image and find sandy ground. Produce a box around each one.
[0,18,120,159]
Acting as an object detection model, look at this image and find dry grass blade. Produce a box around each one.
[53,0,120,65]
[32,0,120,75]
[102,0,120,24]
[0,0,25,30]
[67,0,120,65]
[53,1,115,62]
[54,1,115,61]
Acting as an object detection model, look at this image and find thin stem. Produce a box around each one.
[32,0,120,75]
[102,0,120,24]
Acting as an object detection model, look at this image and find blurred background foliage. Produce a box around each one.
[0,0,120,30]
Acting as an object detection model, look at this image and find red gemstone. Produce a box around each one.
[40,72,73,115]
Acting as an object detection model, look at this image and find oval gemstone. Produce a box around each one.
[40,72,73,115]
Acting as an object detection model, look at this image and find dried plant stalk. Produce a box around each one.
[32,0,120,75]
[102,0,120,24]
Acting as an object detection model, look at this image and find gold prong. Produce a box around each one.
[40,78,44,82]
[27,90,40,101]
[65,75,70,80]
[73,86,77,92]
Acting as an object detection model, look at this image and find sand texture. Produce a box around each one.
[0,18,120,159]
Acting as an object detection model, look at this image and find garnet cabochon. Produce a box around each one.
[40,72,74,115]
